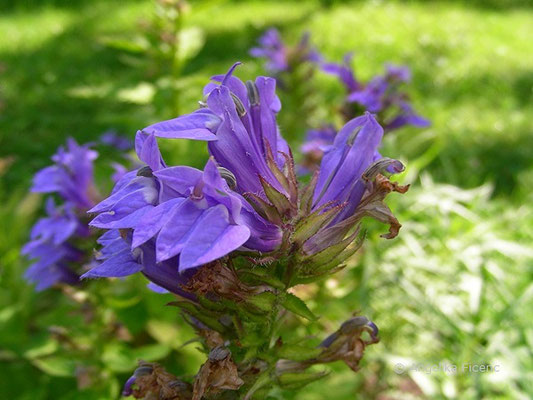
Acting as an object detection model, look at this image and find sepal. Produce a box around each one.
[259,175,295,220]
[292,202,345,246]
[298,171,318,216]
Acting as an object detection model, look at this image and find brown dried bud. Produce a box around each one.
[128,361,192,399]
[193,346,244,400]
[182,261,262,301]
[199,329,225,350]
[352,173,409,239]
[276,316,379,374]
[316,316,379,372]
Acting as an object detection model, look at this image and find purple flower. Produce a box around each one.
[110,162,128,183]
[24,139,99,290]
[384,101,431,131]
[313,113,384,214]
[143,63,290,199]
[301,125,337,156]
[384,63,411,82]
[250,28,289,73]
[299,125,337,175]
[347,75,388,113]
[99,130,133,151]
[250,29,321,74]
[81,229,193,298]
[22,198,86,290]
[347,64,429,130]
[31,138,98,209]
[321,56,429,132]
[300,113,406,254]
[321,53,361,93]
[84,125,281,291]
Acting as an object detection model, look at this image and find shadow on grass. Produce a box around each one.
[398,0,533,11]
[2,0,144,12]
[427,130,533,198]
[1,21,146,187]
[0,1,312,190]
[319,0,533,11]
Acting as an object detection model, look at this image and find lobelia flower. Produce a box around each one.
[99,130,134,151]
[312,113,386,212]
[110,162,129,183]
[143,63,297,209]
[299,125,337,175]
[77,65,408,396]
[250,28,321,74]
[294,112,408,272]
[321,56,429,132]
[31,138,98,209]
[250,28,289,73]
[23,198,88,290]
[347,64,412,113]
[24,138,99,290]
[321,52,361,93]
[83,125,282,292]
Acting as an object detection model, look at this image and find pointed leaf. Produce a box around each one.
[247,291,277,313]
[282,293,317,321]
[32,357,76,377]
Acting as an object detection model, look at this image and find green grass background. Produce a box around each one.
[0,0,532,399]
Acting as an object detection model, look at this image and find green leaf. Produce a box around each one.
[32,356,76,377]
[147,320,181,347]
[176,27,205,63]
[102,343,136,373]
[23,338,58,359]
[169,301,226,332]
[276,344,322,361]
[116,82,156,104]
[259,175,292,217]
[299,172,318,215]
[277,370,329,389]
[282,293,317,321]
[132,344,171,362]
[247,291,277,313]
[100,36,149,53]
[244,371,272,400]
[244,192,282,225]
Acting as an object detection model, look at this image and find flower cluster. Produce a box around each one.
[85,63,406,289]
[23,139,98,290]
[249,28,321,75]
[99,130,133,151]
[250,29,429,175]
[322,55,430,131]
[301,59,429,172]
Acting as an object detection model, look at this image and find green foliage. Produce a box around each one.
[1,0,532,399]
